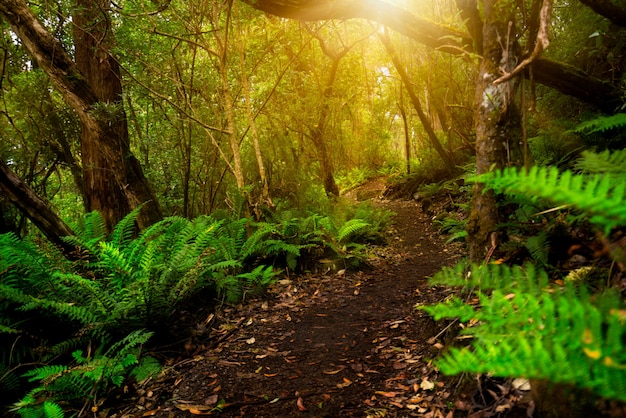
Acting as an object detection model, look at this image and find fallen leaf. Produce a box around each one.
[142,409,159,416]
[189,408,210,415]
[375,391,398,398]
[323,367,346,375]
[177,404,212,413]
[337,377,352,388]
[512,378,531,391]
[420,379,435,390]
[205,394,219,405]
[297,397,308,412]
[264,373,278,377]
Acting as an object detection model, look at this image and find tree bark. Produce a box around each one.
[0,0,162,233]
[467,1,521,262]
[72,0,161,231]
[0,159,78,258]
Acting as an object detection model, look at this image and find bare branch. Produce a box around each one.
[494,0,552,85]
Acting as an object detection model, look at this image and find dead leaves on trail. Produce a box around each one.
[107,199,485,417]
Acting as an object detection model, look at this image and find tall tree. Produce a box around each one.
[378,28,456,173]
[0,0,162,234]
[466,0,521,261]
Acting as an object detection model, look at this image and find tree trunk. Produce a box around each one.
[0,0,161,234]
[309,31,347,197]
[398,91,411,175]
[467,0,521,262]
[378,30,456,173]
[0,159,78,258]
[239,33,272,209]
[72,0,161,231]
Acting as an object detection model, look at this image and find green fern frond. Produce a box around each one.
[209,259,243,272]
[97,242,133,283]
[575,148,626,175]
[109,204,144,247]
[525,231,550,267]
[22,365,68,383]
[337,219,370,243]
[131,355,161,382]
[0,323,20,334]
[574,113,626,134]
[42,401,65,418]
[422,263,626,402]
[71,211,107,243]
[104,329,153,359]
[475,166,626,233]
[429,261,550,294]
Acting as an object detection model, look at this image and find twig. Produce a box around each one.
[494,0,553,84]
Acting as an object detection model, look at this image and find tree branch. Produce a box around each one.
[242,0,625,113]
[494,0,552,84]
[578,0,626,28]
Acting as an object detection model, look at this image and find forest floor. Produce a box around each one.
[108,185,531,418]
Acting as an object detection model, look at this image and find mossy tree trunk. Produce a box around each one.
[466,0,521,262]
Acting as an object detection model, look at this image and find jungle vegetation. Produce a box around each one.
[0,0,625,416]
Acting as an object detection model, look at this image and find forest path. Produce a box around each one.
[112,198,467,418]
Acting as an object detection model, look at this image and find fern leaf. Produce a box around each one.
[22,365,68,383]
[109,204,144,247]
[576,149,626,175]
[525,231,550,267]
[475,166,626,232]
[425,262,626,402]
[42,401,65,418]
[574,113,626,134]
[337,219,370,243]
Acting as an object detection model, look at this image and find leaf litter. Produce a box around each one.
[106,198,532,417]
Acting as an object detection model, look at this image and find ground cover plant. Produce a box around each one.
[419,146,626,416]
[0,203,387,416]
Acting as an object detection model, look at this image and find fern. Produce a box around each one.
[337,219,370,243]
[475,165,626,233]
[525,231,550,267]
[14,330,157,416]
[574,113,626,134]
[575,148,626,175]
[424,149,626,405]
[109,204,144,247]
[421,264,626,401]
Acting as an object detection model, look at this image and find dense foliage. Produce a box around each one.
[420,143,626,406]
[1,0,625,415]
[0,202,389,416]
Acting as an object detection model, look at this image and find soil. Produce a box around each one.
[106,193,527,418]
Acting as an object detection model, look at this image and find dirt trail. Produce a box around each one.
[111,199,466,417]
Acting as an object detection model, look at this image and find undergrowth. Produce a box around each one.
[419,142,626,406]
[0,203,388,416]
